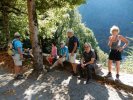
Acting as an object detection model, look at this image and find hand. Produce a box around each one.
[71,52,74,56]
[81,64,84,68]
[110,35,117,41]
[20,54,23,60]
[109,36,114,42]
[117,47,124,52]
[81,64,86,68]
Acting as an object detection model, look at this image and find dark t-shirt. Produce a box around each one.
[23,38,32,49]
[68,36,78,53]
[83,50,95,63]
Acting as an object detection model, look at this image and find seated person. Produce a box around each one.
[46,42,57,65]
[50,42,69,69]
[77,43,96,84]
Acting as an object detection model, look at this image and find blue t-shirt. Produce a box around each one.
[60,46,69,60]
[12,39,23,54]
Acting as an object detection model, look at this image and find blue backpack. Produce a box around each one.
[7,39,18,56]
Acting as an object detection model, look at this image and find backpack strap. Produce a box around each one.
[12,39,18,50]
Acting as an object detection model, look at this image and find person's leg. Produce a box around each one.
[77,64,83,78]
[116,61,120,79]
[86,64,95,84]
[50,60,59,69]
[58,58,64,66]
[14,66,20,76]
[14,54,24,79]
[69,53,77,75]
[105,60,113,78]
[86,65,93,80]
[108,60,113,73]
[20,66,23,75]
[14,65,24,79]
[13,54,20,77]
[72,63,77,73]
[46,56,50,64]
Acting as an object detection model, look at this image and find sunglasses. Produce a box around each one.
[84,46,89,48]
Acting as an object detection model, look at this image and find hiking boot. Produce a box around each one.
[115,74,122,83]
[71,71,78,76]
[14,75,20,80]
[14,74,24,80]
[73,73,78,76]
[86,79,94,84]
[77,76,84,79]
[116,74,119,79]
[105,72,112,78]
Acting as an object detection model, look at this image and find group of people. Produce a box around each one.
[46,40,96,84]
[46,29,79,76]
[10,25,128,83]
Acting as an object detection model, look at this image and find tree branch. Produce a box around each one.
[0,5,27,15]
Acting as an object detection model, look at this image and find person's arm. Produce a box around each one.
[81,57,86,68]
[71,42,77,55]
[121,35,128,49]
[18,47,23,59]
[85,58,95,65]
[16,41,23,59]
[81,57,85,65]
[108,36,113,48]
[55,47,58,56]
[50,47,53,57]
[118,35,129,51]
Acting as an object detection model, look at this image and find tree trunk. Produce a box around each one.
[2,6,10,42]
[27,0,44,72]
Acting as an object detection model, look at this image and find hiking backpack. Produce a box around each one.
[7,40,17,56]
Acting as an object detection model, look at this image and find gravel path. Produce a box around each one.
[0,69,133,100]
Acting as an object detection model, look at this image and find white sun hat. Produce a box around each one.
[110,25,120,34]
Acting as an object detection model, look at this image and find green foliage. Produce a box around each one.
[0,0,26,15]
[37,7,107,62]
[9,14,28,39]
[0,0,27,42]
[96,47,108,63]
[121,38,133,73]
[3,0,27,40]
[0,0,107,62]
[36,0,86,13]
[124,37,133,55]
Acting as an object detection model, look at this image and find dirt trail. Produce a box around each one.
[0,68,133,100]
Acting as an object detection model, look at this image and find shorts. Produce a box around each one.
[109,49,122,61]
[48,57,53,64]
[69,53,76,63]
[12,54,22,66]
[47,56,57,64]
